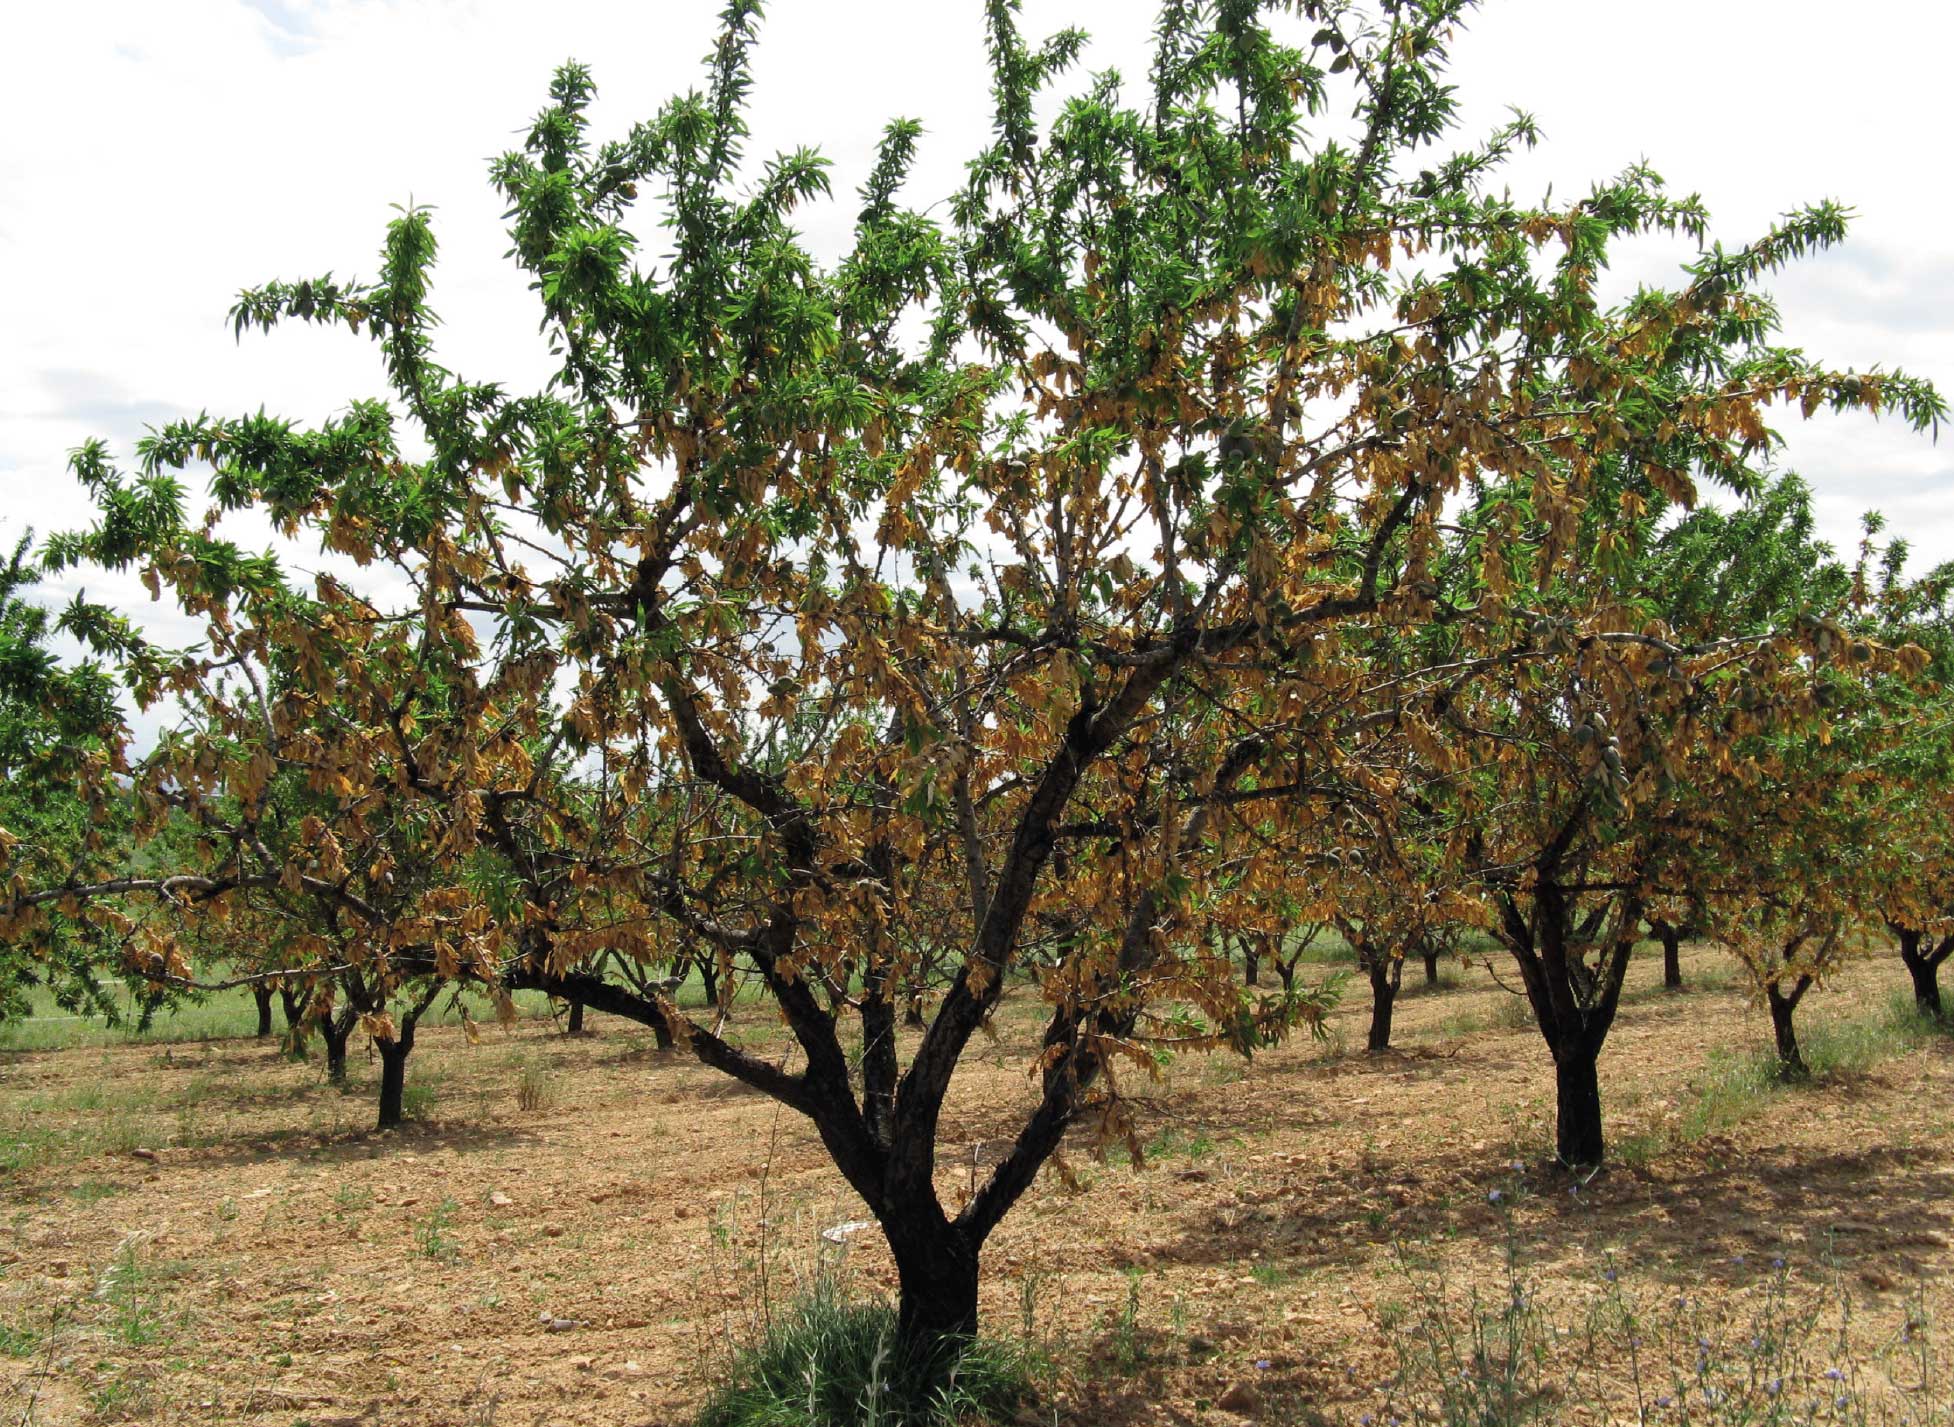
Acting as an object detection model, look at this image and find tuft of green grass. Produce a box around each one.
[96,1243,187,1348]
[0,1322,40,1358]
[1375,1234,1954,1426]
[516,1059,557,1114]
[697,1280,1037,1427]
[400,1072,441,1122]
[415,1196,460,1261]
[1680,996,1946,1146]
[1109,1124,1216,1167]
[1681,1046,1779,1142]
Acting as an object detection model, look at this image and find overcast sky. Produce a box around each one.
[3,0,1950,687]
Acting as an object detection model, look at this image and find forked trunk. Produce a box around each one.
[253,985,274,1038]
[1897,931,1944,1020]
[1365,956,1398,1054]
[1767,981,1810,1081]
[1907,956,1943,1020]
[1553,1043,1605,1169]
[319,1014,352,1085]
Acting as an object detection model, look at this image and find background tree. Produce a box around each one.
[0,534,128,1025]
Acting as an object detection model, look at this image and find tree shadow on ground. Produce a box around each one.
[1137,1114,1954,1293]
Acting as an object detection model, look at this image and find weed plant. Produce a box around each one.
[1374,1209,1951,1425]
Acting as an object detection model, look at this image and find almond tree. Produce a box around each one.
[1700,712,1885,1079]
[0,535,129,1024]
[15,0,1942,1354]
[1436,469,1934,1167]
[1859,541,1954,1017]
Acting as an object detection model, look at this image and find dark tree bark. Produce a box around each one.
[1651,919,1684,990]
[1363,949,1402,1054]
[1494,829,1641,1171]
[319,1005,356,1085]
[1906,950,1943,1019]
[1767,977,1812,1080]
[565,999,586,1036]
[693,952,719,1010]
[1893,925,1953,1020]
[374,983,441,1131]
[252,984,275,1038]
[884,1203,981,1349]
[1242,933,1260,988]
[1552,1041,1605,1166]
[1421,946,1440,987]
[376,1037,412,1128]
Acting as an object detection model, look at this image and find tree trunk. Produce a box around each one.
[319,1014,352,1085]
[1553,1043,1605,1169]
[885,1211,982,1356]
[1242,938,1260,988]
[252,985,274,1038]
[1422,947,1440,987]
[376,1038,413,1130]
[278,986,307,1054]
[1898,930,1944,1019]
[1767,982,1809,1080]
[1657,924,1683,991]
[1365,956,1398,1054]
[565,999,585,1036]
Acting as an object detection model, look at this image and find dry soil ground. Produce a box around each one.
[2,945,1951,1426]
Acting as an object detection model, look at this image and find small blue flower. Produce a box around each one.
[1825,1368,1845,1381]
[1771,1256,1786,1270]
[1488,1189,1503,1204]
[1255,1359,1272,1371]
